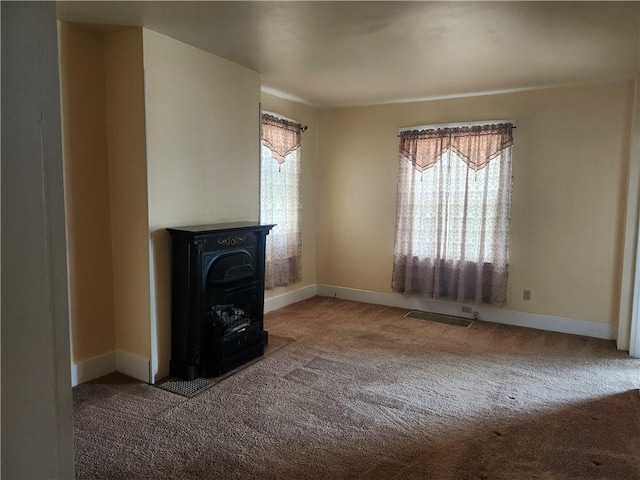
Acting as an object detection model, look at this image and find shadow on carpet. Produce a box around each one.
[155,334,293,398]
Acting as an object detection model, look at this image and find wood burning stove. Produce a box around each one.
[167,222,274,381]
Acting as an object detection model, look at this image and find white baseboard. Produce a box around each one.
[264,284,318,313]
[116,351,151,383]
[73,284,613,386]
[71,351,116,387]
[72,350,150,386]
[317,284,616,340]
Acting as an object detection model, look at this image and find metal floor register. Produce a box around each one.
[405,310,473,327]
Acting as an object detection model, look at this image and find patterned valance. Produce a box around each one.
[399,123,514,172]
[261,114,302,164]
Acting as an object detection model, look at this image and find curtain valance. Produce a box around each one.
[261,114,302,164]
[399,123,514,172]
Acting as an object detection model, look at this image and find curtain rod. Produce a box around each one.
[398,120,516,136]
[262,110,308,132]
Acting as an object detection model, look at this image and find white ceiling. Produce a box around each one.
[57,1,640,108]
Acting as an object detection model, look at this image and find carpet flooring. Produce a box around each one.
[73,297,640,479]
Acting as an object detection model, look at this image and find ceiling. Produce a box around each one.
[57,1,640,108]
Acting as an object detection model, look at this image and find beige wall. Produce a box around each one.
[60,23,151,367]
[104,29,151,359]
[143,29,261,380]
[317,82,634,325]
[260,93,319,298]
[59,22,116,361]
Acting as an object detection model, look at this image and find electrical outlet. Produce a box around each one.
[462,306,472,314]
[523,289,531,301]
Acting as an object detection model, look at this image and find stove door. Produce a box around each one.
[205,249,257,287]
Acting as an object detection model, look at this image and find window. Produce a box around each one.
[392,122,514,305]
[260,113,303,289]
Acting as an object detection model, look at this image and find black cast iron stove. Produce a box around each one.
[167,222,274,380]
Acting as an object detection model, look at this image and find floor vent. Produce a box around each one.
[405,310,473,327]
[156,377,216,398]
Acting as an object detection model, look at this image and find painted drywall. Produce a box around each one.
[143,29,261,381]
[317,82,634,326]
[104,28,151,360]
[59,22,116,361]
[1,2,75,477]
[260,92,319,298]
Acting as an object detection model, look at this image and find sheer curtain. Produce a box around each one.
[392,123,514,306]
[260,114,302,289]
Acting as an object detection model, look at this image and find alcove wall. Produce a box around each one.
[60,23,261,383]
[60,23,151,383]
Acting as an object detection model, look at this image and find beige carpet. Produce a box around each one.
[73,297,640,479]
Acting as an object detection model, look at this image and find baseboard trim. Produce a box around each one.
[116,351,151,383]
[317,285,616,340]
[72,350,151,386]
[71,351,116,387]
[264,284,318,313]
